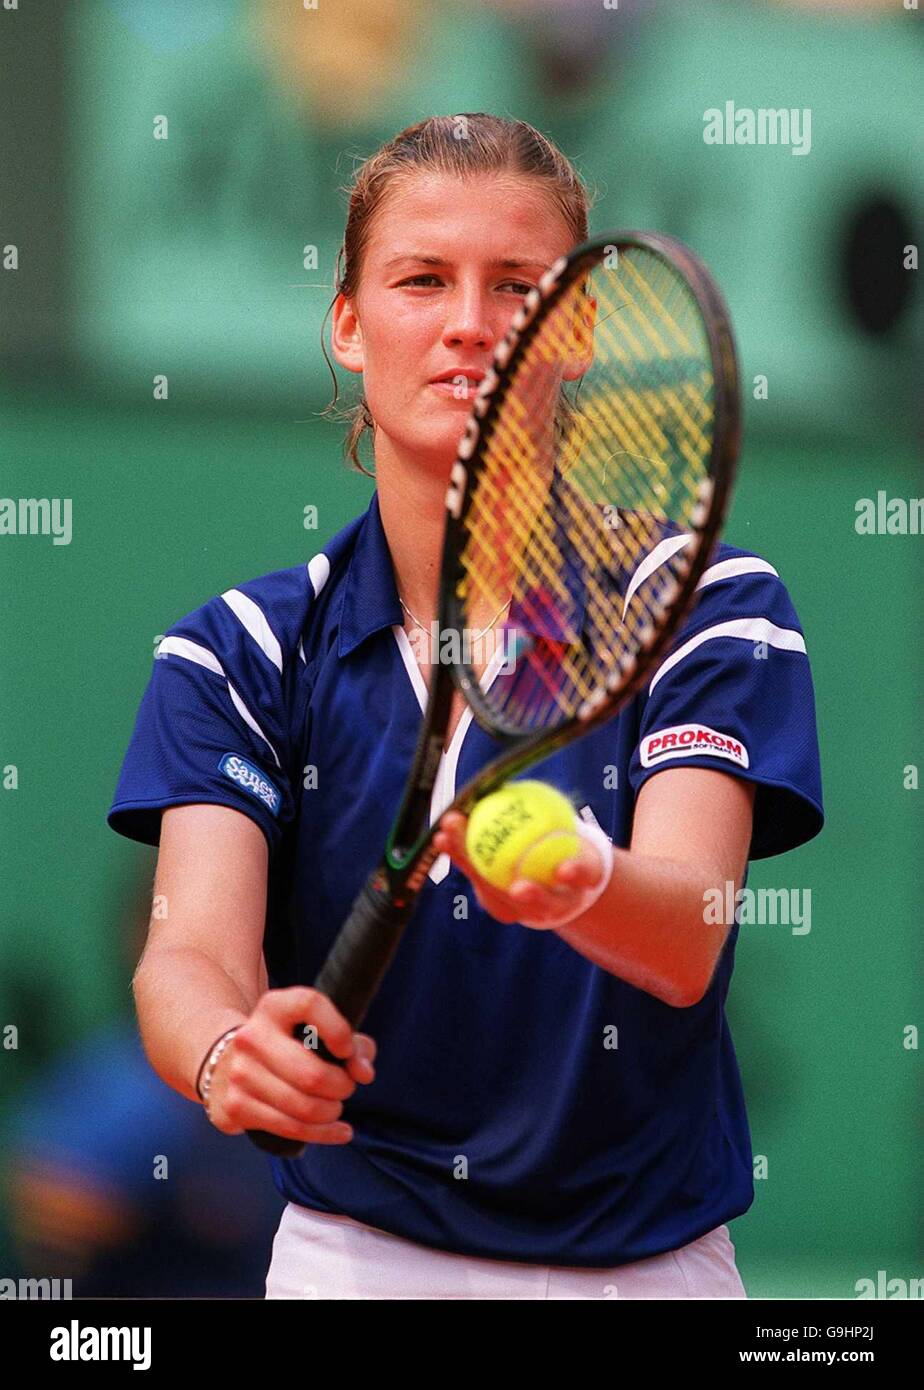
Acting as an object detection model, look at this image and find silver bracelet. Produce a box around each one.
[197,1025,243,1120]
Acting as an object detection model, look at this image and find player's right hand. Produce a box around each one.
[204,987,376,1145]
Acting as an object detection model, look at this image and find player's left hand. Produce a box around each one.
[434,810,606,929]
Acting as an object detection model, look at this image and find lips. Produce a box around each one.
[429,368,486,385]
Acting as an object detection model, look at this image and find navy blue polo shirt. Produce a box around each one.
[109,488,823,1267]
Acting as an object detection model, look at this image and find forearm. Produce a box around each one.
[556,849,733,1007]
[133,946,259,1103]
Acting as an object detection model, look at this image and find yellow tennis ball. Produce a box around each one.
[465,780,581,892]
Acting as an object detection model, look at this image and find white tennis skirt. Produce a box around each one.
[265,1202,747,1299]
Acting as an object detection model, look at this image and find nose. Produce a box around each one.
[441,285,496,352]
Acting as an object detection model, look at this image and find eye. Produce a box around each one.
[396,275,535,293]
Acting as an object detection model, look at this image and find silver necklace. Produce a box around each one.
[399,596,510,641]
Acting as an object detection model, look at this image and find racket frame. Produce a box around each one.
[383,230,740,895]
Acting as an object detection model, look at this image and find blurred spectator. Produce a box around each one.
[486,0,649,100]
[1,873,284,1298]
[253,0,429,129]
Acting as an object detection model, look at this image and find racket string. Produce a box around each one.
[457,245,715,733]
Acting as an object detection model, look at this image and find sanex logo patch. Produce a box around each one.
[218,754,282,815]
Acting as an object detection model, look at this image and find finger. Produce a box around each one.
[344,1035,376,1084]
[220,1052,353,1137]
[226,1091,354,1147]
[508,878,573,915]
[345,1056,375,1085]
[436,825,479,878]
[292,1032,364,1097]
[438,810,468,836]
[433,827,466,865]
[442,853,521,920]
[434,838,480,883]
[552,845,603,889]
[234,1020,357,1103]
[263,986,357,1063]
[439,814,599,898]
[436,811,471,850]
[435,813,563,923]
[465,878,525,924]
[543,834,606,886]
[441,822,578,900]
[444,840,545,922]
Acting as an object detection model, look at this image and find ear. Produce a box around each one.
[331,293,364,375]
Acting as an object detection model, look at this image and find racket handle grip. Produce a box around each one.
[246,874,415,1158]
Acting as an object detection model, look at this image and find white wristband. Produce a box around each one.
[519,818,615,929]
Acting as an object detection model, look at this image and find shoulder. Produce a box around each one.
[634,538,824,858]
[667,538,809,657]
[645,537,813,702]
[107,510,373,849]
[695,538,799,611]
[156,508,368,679]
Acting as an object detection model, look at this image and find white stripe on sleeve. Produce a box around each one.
[648,617,807,694]
[156,635,222,674]
[221,589,283,673]
[155,635,282,768]
[622,533,692,620]
[307,553,331,597]
[695,557,779,590]
[226,683,282,767]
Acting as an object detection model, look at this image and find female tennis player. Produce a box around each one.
[109,114,823,1299]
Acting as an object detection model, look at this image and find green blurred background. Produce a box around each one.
[1,0,921,1297]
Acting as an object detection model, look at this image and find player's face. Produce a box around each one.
[333,172,574,474]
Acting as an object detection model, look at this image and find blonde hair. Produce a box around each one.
[320,113,593,478]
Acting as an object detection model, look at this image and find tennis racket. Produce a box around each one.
[249,230,740,1155]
